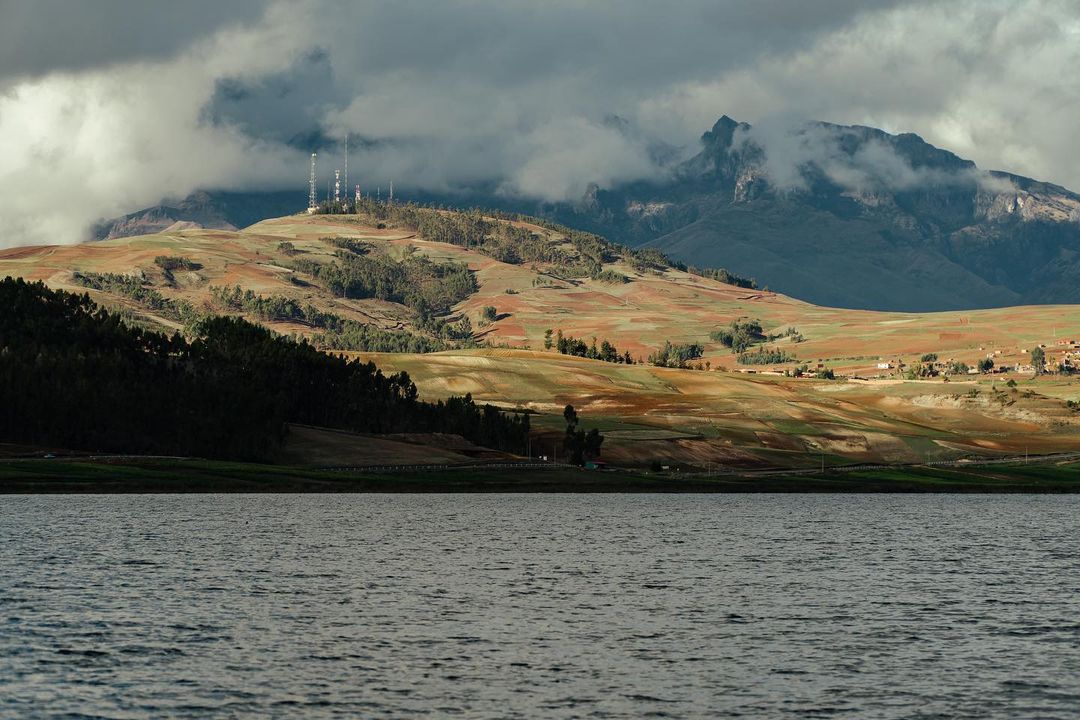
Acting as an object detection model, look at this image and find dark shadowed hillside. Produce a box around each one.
[543,116,1080,311]
[92,190,301,240]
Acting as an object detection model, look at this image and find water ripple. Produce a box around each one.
[1,494,1078,718]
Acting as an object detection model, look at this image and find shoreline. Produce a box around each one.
[2,457,1079,493]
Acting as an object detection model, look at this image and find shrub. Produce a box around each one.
[737,347,795,365]
[153,255,200,272]
[711,319,766,353]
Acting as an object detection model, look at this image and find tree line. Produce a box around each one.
[317,198,754,288]
[648,341,705,368]
[548,329,635,364]
[711,318,802,353]
[72,271,200,329]
[293,243,477,315]
[208,285,461,353]
[0,278,529,460]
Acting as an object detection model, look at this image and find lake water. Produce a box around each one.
[2,494,1079,718]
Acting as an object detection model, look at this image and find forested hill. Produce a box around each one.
[0,277,529,460]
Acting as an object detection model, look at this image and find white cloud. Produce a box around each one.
[2,0,1079,248]
[0,3,312,247]
[652,0,1080,191]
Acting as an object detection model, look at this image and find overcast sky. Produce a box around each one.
[1,0,1078,246]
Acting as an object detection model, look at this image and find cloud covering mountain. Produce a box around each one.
[1,0,1079,247]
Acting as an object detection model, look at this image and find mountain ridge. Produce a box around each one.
[91,115,1080,311]
[554,115,1080,310]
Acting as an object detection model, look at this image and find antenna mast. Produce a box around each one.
[334,170,341,205]
[343,135,348,200]
[308,153,317,213]
[389,180,393,206]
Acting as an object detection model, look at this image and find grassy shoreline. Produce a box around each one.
[1,457,1079,493]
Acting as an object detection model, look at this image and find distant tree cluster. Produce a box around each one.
[772,326,804,343]
[787,364,835,379]
[314,320,456,353]
[711,319,802,354]
[591,269,629,284]
[318,197,760,289]
[1031,347,1046,373]
[552,329,634,364]
[209,285,461,353]
[210,285,334,326]
[684,265,757,289]
[153,255,201,287]
[906,361,940,379]
[321,236,372,255]
[153,255,200,272]
[737,346,795,365]
[946,360,970,376]
[711,319,767,353]
[0,278,529,460]
[562,404,603,465]
[648,341,704,368]
[72,271,200,328]
[349,199,628,280]
[292,246,477,315]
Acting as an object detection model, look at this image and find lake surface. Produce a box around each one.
[2,495,1079,718]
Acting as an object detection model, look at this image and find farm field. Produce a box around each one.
[358,348,1080,469]
[2,210,1078,469]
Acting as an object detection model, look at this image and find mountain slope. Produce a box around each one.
[547,116,1080,311]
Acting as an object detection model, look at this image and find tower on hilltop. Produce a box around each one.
[307,153,317,213]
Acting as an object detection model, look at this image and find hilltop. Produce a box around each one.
[3,203,1080,469]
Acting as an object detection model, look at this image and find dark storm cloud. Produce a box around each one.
[1,0,1079,247]
[203,48,338,147]
[0,0,272,85]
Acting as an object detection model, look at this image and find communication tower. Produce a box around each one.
[355,184,360,205]
[343,135,349,197]
[388,180,393,206]
[334,170,341,205]
[307,153,317,213]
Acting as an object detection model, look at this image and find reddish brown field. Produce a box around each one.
[3,211,1078,468]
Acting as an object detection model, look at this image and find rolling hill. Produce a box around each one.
[3,204,1079,469]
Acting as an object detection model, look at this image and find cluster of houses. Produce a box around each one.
[1047,339,1080,374]
[729,338,1079,380]
[873,338,1080,378]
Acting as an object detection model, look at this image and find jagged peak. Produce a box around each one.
[700,115,750,150]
